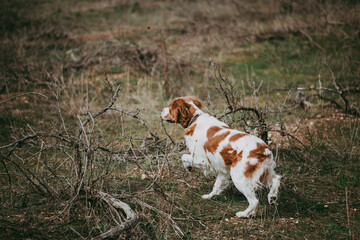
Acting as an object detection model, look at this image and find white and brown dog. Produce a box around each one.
[161,96,281,218]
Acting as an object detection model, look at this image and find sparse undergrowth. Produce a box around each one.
[0,0,359,239]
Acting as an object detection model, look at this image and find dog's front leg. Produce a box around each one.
[202,173,229,199]
[182,154,211,170]
[181,154,193,169]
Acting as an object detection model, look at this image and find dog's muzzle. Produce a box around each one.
[161,108,173,122]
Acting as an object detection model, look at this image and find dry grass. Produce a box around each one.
[0,0,359,239]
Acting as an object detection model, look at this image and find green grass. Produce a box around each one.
[223,32,360,92]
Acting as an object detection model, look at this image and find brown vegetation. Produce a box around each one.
[0,0,359,239]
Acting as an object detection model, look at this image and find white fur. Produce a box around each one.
[161,107,170,120]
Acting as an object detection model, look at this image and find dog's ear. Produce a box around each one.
[185,96,203,109]
[169,98,192,127]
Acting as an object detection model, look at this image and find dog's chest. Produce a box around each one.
[184,128,206,155]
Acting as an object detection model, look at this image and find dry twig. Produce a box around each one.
[92,191,139,240]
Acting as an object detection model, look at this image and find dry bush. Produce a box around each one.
[208,59,310,148]
[0,75,177,238]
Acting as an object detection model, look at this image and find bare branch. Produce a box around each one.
[92,191,139,240]
[210,58,268,142]
[78,84,122,133]
[161,118,175,144]
[1,154,56,196]
[327,65,360,116]
[0,133,71,150]
[0,92,48,105]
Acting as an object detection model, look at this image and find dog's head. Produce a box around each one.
[161,96,203,128]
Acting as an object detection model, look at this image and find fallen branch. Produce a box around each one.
[310,93,343,109]
[92,191,139,240]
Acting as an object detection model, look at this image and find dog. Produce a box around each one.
[161,96,281,218]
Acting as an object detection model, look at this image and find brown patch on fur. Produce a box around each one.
[236,151,243,166]
[220,144,236,166]
[248,142,270,162]
[204,131,230,154]
[244,142,271,178]
[220,144,243,167]
[222,126,231,129]
[245,163,259,178]
[206,126,222,138]
[229,133,247,142]
[185,124,197,136]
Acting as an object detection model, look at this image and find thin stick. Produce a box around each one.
[52,81,69,137]
[0,92,48,105]
[299,29,325,52]
[161,118,175,144]
[345,187,352,239]
[0,133,71,150]
[68,226,86,240]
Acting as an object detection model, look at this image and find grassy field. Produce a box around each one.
[0,0,359,239]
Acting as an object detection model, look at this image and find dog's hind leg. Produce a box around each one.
[230,169,258,218]
[202,173,229,199]
[267,173,281,205]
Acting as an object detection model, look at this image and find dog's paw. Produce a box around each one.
[268,195,278,205]
[235,211,255,218]
[182,161,191,170]
[235,211,247,218]
[201,194,212,199]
